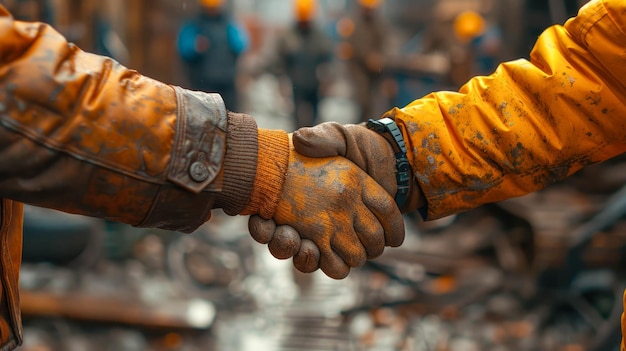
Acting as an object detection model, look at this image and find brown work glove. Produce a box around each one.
[246,134,404,279]
[249,122,425,274]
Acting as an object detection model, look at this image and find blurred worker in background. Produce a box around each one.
[449,9,487,83]
[177,0,249,110]
[452,9,502,80]
[340,0,387,123]
[269,0,334,129]
[422,0,502,88]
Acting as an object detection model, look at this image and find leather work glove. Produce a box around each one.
[251,136,405,279]
[249,122,425,274]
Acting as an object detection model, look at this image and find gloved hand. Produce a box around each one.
[251,138,404,279]
[249,122,425,274]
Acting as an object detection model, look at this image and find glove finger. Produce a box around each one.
[293,122,347,158]
[330,228,367,268]
[352,212,385,259]
[319,249,350,279]
[248,215,276,244]
[361,178,405,247]
[293,239,320,273]
[268,225,302,260]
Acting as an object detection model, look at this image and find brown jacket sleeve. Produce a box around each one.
[0,7,259,233]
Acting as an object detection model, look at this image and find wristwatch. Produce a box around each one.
[366,117,411,210]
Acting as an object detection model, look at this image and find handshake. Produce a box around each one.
[245,120,425,279]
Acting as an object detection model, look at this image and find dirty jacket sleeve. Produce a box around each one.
[0,7,265,233]
[384,0,626,220]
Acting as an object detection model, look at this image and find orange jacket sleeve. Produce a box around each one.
[385,0,626,220]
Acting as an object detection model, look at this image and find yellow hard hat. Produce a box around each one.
[453,10,486,43]
[358,0,382,9]
[198,0,223,9]
[295,0,317,21]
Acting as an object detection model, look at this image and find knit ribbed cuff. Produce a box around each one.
[214,112,258,215]
[240,129,290,218]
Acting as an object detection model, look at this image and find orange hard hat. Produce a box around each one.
[358,0,382,9]
[295,0,317,22]
[198,0,223,9]
[453,10,486,43]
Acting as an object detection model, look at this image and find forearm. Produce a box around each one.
[0,8,259,233]
[388,0,626,219]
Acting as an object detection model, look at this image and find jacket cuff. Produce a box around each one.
[140,87,227,233]
[214,112,259,215]
[240,129,290,218]
[166,87,227,192]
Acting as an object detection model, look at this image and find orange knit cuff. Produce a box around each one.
[240,129,290,218]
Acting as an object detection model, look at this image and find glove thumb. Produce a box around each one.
[292,122,350,158]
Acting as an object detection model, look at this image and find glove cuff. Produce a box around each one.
[240,129,290,218]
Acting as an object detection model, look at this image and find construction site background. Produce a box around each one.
[3,1,626,351]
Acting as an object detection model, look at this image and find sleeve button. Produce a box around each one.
[189,161,209,182]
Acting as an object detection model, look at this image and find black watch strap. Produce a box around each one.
[366,117,411,210]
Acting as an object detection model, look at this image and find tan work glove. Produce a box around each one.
[247,135,405,279]
[249,122,425,274]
